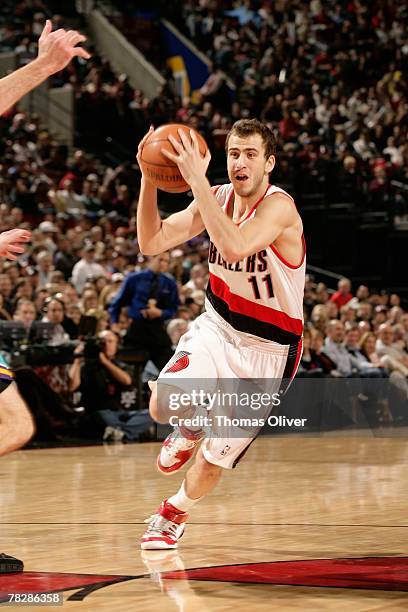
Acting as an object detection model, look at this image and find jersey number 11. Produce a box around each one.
[248,274,274,300]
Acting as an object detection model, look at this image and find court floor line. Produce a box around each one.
[1,522,408,528]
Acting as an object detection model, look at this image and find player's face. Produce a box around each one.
[227,133,275,198]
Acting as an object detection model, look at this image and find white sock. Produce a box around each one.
[167,481,201,512]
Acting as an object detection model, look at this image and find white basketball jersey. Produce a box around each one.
[206,183,305,346]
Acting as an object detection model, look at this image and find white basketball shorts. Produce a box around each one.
[158,303,302,468]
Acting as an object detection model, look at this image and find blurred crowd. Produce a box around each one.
[0,0,141,153]
[0,1,407,443]
[113,0,408,219]
[2,1,407,217]
[300,276,408,426]
[180,0,408,216]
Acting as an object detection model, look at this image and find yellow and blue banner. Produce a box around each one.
[160,20,211,102]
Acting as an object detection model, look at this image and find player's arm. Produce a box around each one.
[163,130,300,262]
[0,20,90,117]
[136,178,205,255]
[192,183,298,261]
[136,128,205,255]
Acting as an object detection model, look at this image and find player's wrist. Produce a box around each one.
[189,175,210,192]
[140,176,156,191]
[30,57,53,79]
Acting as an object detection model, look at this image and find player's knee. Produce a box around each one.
[13,413,35,448]
[149,393,170,424]
[0,385,35,453]
[9,400,35,448]
[148,382,184,424]
[0,412,34,455]
[194,450,222,478]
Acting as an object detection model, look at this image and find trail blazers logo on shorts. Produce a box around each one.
[165,351,191,373]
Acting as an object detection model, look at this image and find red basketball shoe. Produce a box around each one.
[141,500,188,550]
[157,427,203,474]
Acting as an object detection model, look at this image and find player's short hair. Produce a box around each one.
[225,119,276,158]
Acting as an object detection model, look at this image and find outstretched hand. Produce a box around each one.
[162,128,211,187]
[0,229,31,261]
[37,20,91,76]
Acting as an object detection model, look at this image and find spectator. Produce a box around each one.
[37,221,58,254]
[109,252,178,371]
[360,332,386,369]
[80,288,99,314]
[310,304,329,334]
[360,331,408,402]
[310,329,337,374]
[54,236,77,280]
[183,264,207,291]
[13,298,36,331]
[0,294,11,321]
[356,302,373,323]
[167,318,189,350]
[353,130,378,161]
[330,278,353,309]
[298,328,335,376]
[376,324,408,377]
[373,306,388,329]
[49,179,86,216]
[42,297,70,345]
[349,285,370,309]
[344,328,385,377]
[36,250,54,288]
[71,244,105,294]
[324,320,357,376]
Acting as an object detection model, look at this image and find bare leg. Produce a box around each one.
[184,447,222,499]
[142,436,223,548]
[149,381,203,429]
[0,384,35,456]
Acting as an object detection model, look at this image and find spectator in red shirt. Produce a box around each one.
[330,277,353,309]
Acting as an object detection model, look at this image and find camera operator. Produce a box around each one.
[68,330,153,441]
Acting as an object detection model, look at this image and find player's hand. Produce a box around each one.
[137,126,155,183]
[0,229,31,260]
[162,129,211,187]
[36,20,91,76]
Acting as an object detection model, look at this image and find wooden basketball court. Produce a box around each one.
[1,434,408,610]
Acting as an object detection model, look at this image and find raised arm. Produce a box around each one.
[0,20,90,116]
[136,128,205,255]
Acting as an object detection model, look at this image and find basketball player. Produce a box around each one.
[0,20,90,456]
[0,21,89,570]
[137,119,305,549]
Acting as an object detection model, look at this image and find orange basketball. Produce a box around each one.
[139,124,208,193]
